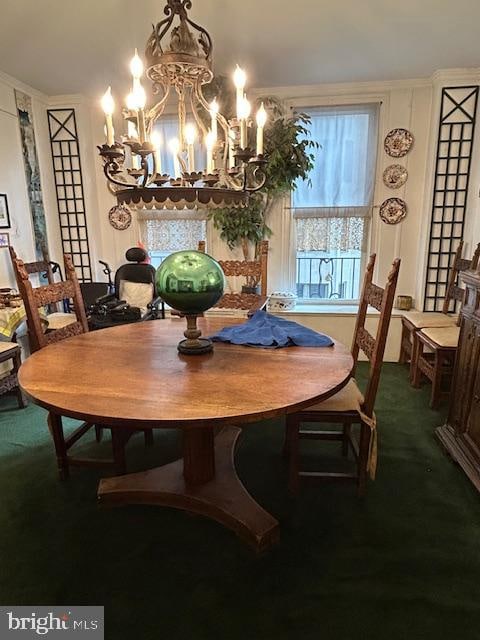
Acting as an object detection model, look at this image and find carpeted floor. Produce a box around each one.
[1,363,480,639]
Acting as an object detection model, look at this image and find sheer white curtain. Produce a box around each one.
[293,104,379,252]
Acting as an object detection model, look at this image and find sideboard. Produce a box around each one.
[436,268,480,491]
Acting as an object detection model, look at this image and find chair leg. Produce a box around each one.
[411,334,423,389]
[144,429,154,447]
[95,425,103,442]
[399,322,409,364]
[430,351,443,410]
[342,423,350,457]
[12,350,27,409]
[111,427,128,476]
[47,412,69,480]
[286,415,301,495]
[357,421,371,497]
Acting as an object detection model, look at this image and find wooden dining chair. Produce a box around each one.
[399,241,480,378]
[9,246,77,332]
[198,240,269,313]
[284,254,401,497]
[0,342,26,409]
[409,242,480,409]
[13,254,153,478]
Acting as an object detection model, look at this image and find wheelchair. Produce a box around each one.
[84,248,165,330]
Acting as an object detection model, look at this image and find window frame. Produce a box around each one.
[285,93,387,305]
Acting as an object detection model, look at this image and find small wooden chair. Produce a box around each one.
[284,254,401,496]
[198,240,269,313]
[14,254,152,478]
[9,246,76,332]
[399,241,480,378]
[0,342,26,409]
[409,243,480,409]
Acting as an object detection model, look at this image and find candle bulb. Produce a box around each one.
[131,83,147,142]
[150,130,162,175]
[210,98,219,142]
[233,65,246,117]
[206,130,215,174]
[238,95,251,149]
[255,102,267,156]
[101,87,115,146]
[169,138,181,178]
[130,49,144,81]
[185,123,196,173]
[228,128,236,169]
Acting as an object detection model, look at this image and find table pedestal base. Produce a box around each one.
[97,426,279,552]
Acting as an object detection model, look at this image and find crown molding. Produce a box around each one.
[0,69,49,103]
[47,94,86,107]
[252,67,480,100]
[431,67,480,86]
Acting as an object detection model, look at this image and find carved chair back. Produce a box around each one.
[9,246,67,313]
[13,254,88,353]
[198,240,268,310]
[351,254,401,418]
[442,241,480,314]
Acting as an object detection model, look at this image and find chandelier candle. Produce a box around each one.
[97,0,268,211]
[185,124,196,172]
[151,131,162,174]
[101,87,115,146]
[256,103,267,156]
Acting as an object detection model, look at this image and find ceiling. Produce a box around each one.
[2,0,480,98]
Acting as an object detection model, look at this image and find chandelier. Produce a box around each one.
[98,0,268,211]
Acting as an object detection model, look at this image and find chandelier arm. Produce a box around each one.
[103,161,136,190]
[146,82,171,134]
[189,91,209,140]
[246,165,267,192]
[153,14,175,55]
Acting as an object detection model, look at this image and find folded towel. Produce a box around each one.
[209,310,334,348]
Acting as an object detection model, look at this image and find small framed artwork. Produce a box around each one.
[0,232,10,248]
[0,194,10,229]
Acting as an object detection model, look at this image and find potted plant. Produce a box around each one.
[207,92,318,292]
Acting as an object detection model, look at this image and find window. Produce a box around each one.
[138,116,207,267]
[292,104,379,301]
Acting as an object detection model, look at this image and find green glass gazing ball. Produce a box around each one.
[155,250,225,315]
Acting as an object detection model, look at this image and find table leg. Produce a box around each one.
[98,426,280,552]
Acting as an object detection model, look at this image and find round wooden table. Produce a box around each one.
[19,317,353,551]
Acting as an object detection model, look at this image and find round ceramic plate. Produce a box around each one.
[379,197,407,225]
[384,128,414,157]
[108,204,132,230]
[383,164,408,189]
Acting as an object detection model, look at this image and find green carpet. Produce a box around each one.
[1,363,480,640]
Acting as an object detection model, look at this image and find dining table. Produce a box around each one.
[19,316,353,551]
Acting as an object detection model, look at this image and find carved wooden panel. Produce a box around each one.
[218,261,262,278]
[33,281,75,307]
[45,321,84,345]
[356,327,375,360]
[365,283,384,311]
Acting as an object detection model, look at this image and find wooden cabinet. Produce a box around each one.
[436,269,480,492]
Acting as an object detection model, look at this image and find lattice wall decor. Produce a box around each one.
[47,109,92,282]
[424,86,479,311]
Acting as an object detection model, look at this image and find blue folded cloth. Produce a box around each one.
[209,310,334,348]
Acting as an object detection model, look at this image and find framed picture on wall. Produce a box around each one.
[0,194,11,229]
[0,232,10,248]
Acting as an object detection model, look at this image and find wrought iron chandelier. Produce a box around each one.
[98,0,268,211]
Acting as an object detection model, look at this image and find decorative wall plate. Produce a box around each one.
[379,198,407,225]
[383,164,408,189]
[108,204,132,230]
[384,128,414,157]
